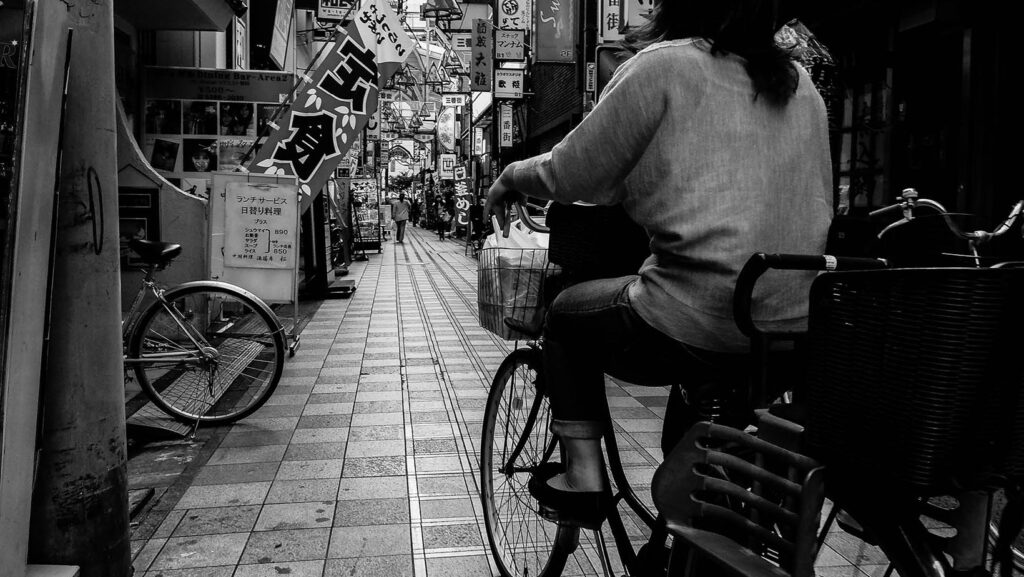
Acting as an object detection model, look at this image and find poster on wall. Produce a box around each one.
[141,68,293,198]
[536,0,576,62]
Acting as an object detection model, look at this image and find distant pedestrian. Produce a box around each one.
[437,207,451,241]
[389,193,412,243]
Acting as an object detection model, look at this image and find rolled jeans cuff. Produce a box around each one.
[551,419,605,440]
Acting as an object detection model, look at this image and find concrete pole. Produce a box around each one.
[28,1,130,576]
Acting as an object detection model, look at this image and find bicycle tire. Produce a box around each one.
[128,281,286,424]
[481,347,577,577]
[989,489,1024,572]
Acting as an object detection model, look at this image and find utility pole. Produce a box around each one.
[28,1,130,575]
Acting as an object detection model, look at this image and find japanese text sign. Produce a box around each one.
[442,93,468,108]
[600,0,624,42]
[439,153,457,180]
[497,0,531,30]
[317,0,357,20]
[471,19,493,91]
[495,29,525,60]
[499,104,513,148]
[494,69,525,99]
[536,0,576,62]
[454,179,473,227]
[250,0,412,201]
[225,182,297,269]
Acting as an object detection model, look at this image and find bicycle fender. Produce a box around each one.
[162,280,284,331]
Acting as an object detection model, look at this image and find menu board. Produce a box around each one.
[224,181,297,269]
[350,178,381,251]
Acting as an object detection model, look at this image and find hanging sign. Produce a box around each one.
[270,0,295,70]
[497,0,531,30]
[437,106,457,152]
[536,0,576,63]
[317,0,357,20]
[599,0,625,42]
[442,93,468,108]
[439,153,457,180]
[366,109,381,140]
[499,104,513,148]
[471,19,493,91]
[585,62,596,92]
[454,179,473,227]
[620,0,655,31]
[494,69,525,99]
[495,29,526,60]
[474,127,485,155]
[250,0,412,208]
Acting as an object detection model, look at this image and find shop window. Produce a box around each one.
[835,69,894,213]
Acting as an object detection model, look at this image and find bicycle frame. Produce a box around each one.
[121,265,213,367]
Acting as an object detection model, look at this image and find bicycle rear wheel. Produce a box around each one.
[481,347,577,577]
[128,281,286,424]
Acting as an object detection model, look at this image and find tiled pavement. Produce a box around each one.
[128,225,886,577]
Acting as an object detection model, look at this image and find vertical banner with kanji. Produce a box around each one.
[497,0,531,30]
[499,104,513,148]
[471,19,493,91]
[454,179,473,227]
[250,0,412,204]
[600,0,625,42]
[536,0,576,62]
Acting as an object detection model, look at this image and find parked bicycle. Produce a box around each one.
[122,239,286,431]
[479,194,1024,577]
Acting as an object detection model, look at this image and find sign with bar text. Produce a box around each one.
[442,93,468,108]
[250,0,412,205]
[536,0,576,62]
[494,69,525,99]
[471,19,494,91]
[495,29,526,60]
[499,104,513,147]
[497,0,532,30]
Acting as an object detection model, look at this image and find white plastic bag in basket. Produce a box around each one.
[478,217,550,338]
[484,216,549,250]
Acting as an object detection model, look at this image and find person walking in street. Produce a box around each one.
[485,0,832,527]
[390,193,412,243]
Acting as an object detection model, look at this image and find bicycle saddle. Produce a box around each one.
[129,239,181,264]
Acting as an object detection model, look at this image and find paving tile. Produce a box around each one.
[323,555,413,577]
[353,400,404,413]
[301,402,354,416]
[206,445,287,466]
[415,475,471,497]
[421,523,483,549]
[327,524,411,558]
[296,414,352,429]
[425,555,492,577]
[415,455,464,474]
[419,497,475,520]
[411,411,452,423]
[151,510,186,539]
[343,456,406,477]
[265,478,341,504]
[249,404,305,418]
[413,438,458,454]
[345,439,405,457]
[171,505,261,536]
[351,412,404,426]
[276,459,345,480]
[174,482,270,509]
[234,417,300,431]
[311,383,358,394]
[355,390,403,401]
[254,501,335,531]
[336,476,408,501]
[239,528,331,564]
[283,442,347,461]
[191,462,279,486]
[233,560,325,577]
[290,427,349,444]
[334,498,410,526]
[149,533,249,570]
[218,430,294,448]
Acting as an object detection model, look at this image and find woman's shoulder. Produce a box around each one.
[617,38,715,79]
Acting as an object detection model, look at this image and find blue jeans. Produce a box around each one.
[542,276,746,443]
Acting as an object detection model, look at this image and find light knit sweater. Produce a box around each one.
[507,38,833,352]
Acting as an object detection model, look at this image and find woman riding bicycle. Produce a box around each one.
[485,0,833,527]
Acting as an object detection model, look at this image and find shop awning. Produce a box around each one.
[115,0,238,31]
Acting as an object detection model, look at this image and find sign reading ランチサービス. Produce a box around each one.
[251,0,412,205]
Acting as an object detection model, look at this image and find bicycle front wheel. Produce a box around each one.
[128,282,286,424]
[481,347,577,577]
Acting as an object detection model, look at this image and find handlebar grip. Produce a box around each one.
[869,203,903,219]
[733,253,887,338]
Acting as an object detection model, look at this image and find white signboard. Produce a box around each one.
[225,182,297,269]
[600,0,625,42]
[497,0,531,30]
[494,69,525,99]
[442,93,468,108]
[270,0,294,70]
[499,104,513,148]
[439,153,457,179]
[496,29,526,60]
[454,165,467,180]
[317,0,357,20]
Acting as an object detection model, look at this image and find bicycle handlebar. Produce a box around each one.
[513,201,550,234]
[870,188,1023,245]
[733,253,888,339]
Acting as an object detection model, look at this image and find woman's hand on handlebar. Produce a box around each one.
[485,167,525,233]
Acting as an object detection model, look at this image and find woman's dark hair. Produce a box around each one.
[623,0,798,107]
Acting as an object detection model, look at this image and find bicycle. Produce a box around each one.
[122,239,287,431]
[480,194,1024,577]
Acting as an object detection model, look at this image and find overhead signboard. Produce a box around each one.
[495,29,525,60]
[442,93,468,108]
[270,0,295,70]
[499,104,513,148]
[497,0,531,30]
[494,69,524,99]
[536,0,576,63]
[437,106,457,152]
[317,0,357,20]
[471,19,493,91]
[599,0,625,42]
[439,153,456,180]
